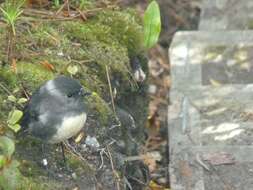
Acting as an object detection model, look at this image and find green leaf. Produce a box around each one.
[13,87,20,93]
[8,124,21,133]
[67,65,78,75]
[17,98,28,104]
[0,155,6,168]
[0,136,15,158]
[8,110,23,125]
[143,0,161,49]
[7,95,17,102]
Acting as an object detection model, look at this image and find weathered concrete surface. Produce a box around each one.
[199,0,253,30]
[169,31,253,189]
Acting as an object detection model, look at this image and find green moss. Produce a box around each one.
[86,92,113,126]
[0,3,147,189]
[0,66,18,89]
[97,9,144,57]
[20,176,62,190]
[0,66,17,121]
[31,23,61,48]
[16,62,54,91]
[61,21,131,83]
[0,62,54,122]
[66,153,93,172]
[74,0,97,10]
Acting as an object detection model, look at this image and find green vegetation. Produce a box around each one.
[0,0,162,188]
[143,0,161,49]
[0,136,21,190]
[0,0,25,36]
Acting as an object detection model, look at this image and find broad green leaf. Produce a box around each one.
[17,98,28,104]
[8,124,21,133]
[8,110,23,125]
[67,65,78,75]
[0,155,6,168]
[7,95,17,102]
[143,1,161,49]
[0,136,15,158]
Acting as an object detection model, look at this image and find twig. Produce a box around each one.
[65,0,70,16]
[0,82,12,95]
[123,177,133,190]
[128,176,147,186]
[70,5,87,21]
[124,155,144,162]
[105,65,116,116]
[19,82,30,100]
[22,5,117,21]
[98,148,107,170]
[55,0,68,17]
[63,141,94,170]
[106,146,121,190]
[75,8,87,21]
[196,153,210,171]
[98,140,116,170]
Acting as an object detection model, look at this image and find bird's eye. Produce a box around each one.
[67,93,73,98]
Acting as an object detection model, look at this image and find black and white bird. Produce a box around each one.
[130,56,146,83]
[20,76,90,144]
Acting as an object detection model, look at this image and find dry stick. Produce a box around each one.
[7,31,14,63]
[63,141,94,170]
[24,8,55,16]
[106,146,121,190]
[19,81,30,100]
[65,0,70,16]
[73,6,87,21]
[0,82,12,95]
[105,65,116,117]
[55,0,68,17]
[22,5,117,22]
[128,176,146,186]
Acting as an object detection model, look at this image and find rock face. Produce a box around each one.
[169,1,253,189]
[0,5,148,190]
[199,0,253,30]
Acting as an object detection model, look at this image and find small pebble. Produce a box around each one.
[42,158,48,166]
[57,52,64,56]
[72,172,77,180]
[157,177,167,184]
[148,85,157,94]
[85,135,100,149]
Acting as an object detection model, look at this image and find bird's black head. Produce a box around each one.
[47,76,90,99]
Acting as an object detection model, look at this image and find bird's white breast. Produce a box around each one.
[49,113,87,143]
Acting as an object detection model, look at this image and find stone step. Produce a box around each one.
[199,0,253,30]
[169,31,253,189]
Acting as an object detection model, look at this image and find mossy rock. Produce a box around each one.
[0,4,148,189]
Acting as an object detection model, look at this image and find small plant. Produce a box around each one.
[143,0,161,49]
[0,0,25,63]
[0,92,26,189]
[0,0,25,36]
[53,0,60,8]
[79,0,88,10]
[6,95,27,132]
[67,64,79,76]
[0,136,22,190]
[7,109,23,133]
